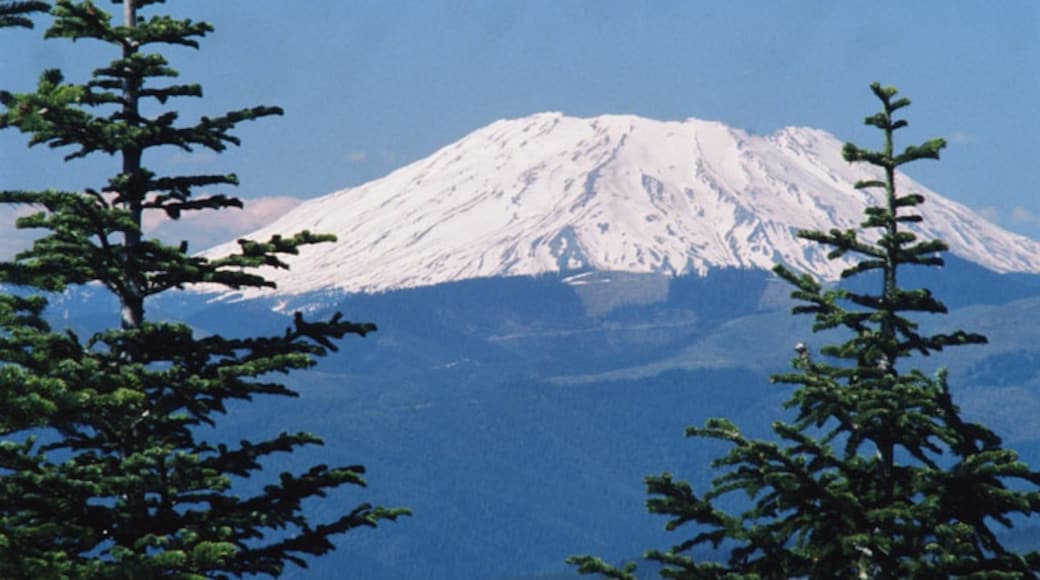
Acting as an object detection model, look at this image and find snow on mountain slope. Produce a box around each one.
[203,112,1040,297]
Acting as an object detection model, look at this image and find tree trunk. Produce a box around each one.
[120,0,143,330]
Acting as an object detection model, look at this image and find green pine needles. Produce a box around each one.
[570,84,1040,578]
[0,1,46,28]
[0,1,406,577]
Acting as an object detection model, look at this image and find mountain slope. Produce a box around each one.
[159,272,1040,579]
[204,113,1040,297]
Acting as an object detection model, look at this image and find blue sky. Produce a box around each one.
[2,1,1039,250]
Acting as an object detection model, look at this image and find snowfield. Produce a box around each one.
[202,112,1040,298]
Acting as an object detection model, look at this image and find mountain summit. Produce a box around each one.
[205,113,1040,297]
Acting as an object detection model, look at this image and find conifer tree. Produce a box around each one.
[0,1,46,28]
[0,1,407,577]
[569,84,1040,578]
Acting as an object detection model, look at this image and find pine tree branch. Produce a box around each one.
[0,0,48,29]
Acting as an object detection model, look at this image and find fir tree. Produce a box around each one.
[0,1,407,577]
[0,1,46,28]
[569,84,1040,578]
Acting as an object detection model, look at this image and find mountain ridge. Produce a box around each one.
[39,258,1040,579]
[203,112,1040,298]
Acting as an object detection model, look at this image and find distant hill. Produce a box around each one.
[46,268,1016,578]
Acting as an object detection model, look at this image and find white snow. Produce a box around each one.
[201,113,1040,298]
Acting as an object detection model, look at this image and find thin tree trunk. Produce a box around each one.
[120,0,143,330]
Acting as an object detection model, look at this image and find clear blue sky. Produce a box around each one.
[3,1,1040,245]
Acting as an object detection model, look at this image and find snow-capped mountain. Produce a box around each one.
[204,112,1040,297]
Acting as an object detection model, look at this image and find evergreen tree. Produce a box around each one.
[0,1,407,577]
[569,84,1040,578]
[0,1,46,28]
